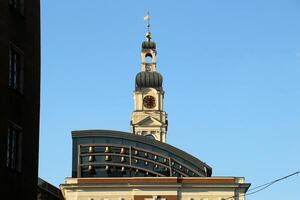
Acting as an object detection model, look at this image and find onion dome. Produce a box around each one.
[135,71,163,90]
[142,41,156,50]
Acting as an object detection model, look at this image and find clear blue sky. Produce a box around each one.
[39,1,300,199]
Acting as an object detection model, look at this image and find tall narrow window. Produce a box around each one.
[9,43,24,93]
[6,123,22,172]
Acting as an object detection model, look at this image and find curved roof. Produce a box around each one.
[72,130,212,178]
[135,71,163,90]
[142,41,156,49]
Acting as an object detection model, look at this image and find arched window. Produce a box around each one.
[145,53,152,64]
[145,134,155,140]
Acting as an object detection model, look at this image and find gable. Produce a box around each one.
[136,116,162,126]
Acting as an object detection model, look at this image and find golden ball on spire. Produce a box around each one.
[146,31,151,41]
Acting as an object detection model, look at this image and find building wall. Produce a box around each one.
[0,0,40,199]
[38,178,64,200]
[60,177,250,200]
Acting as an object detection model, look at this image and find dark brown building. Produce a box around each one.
[37,178,64,200]
[0,0,40,199]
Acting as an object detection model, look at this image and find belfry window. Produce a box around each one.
[145,53,152,64]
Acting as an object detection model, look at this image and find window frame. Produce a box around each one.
[6,121,23,172]
[8,42,24,94]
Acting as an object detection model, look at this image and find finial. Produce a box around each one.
[144,11,151,41]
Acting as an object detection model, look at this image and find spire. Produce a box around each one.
[140,12,157,72]
[131,14,167,143]
[142,12,156,50]
[144,12,151,42]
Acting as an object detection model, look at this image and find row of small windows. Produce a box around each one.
[89,198,126,200]
[6,122,22,172]
[88,197,227,200]
[78,144,203,178]
[189,198,227,200]
[89,197,166,200]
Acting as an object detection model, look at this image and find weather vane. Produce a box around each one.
[144,11,151,41]
[144,11,150,32]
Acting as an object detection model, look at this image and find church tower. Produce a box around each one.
[131,16,168,142]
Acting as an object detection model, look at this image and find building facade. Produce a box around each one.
[61,130,249,200]
[0,0,40,199]
[61,177,249,200]
[60,21,250,200]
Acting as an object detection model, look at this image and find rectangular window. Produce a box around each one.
[6,123,22,172]
[9,43,24,93]
[9,0,24,14]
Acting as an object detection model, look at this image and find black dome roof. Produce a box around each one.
[142,41,156,49]
[135,71,163,90]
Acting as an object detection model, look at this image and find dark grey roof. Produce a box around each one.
[142,41,156,49]
[135,71,163,90]
[71,130,212,178]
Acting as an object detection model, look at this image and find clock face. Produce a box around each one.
[145,65,151,72]
[143,95,156,109]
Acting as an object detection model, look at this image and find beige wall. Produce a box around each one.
[60,177,250,200]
